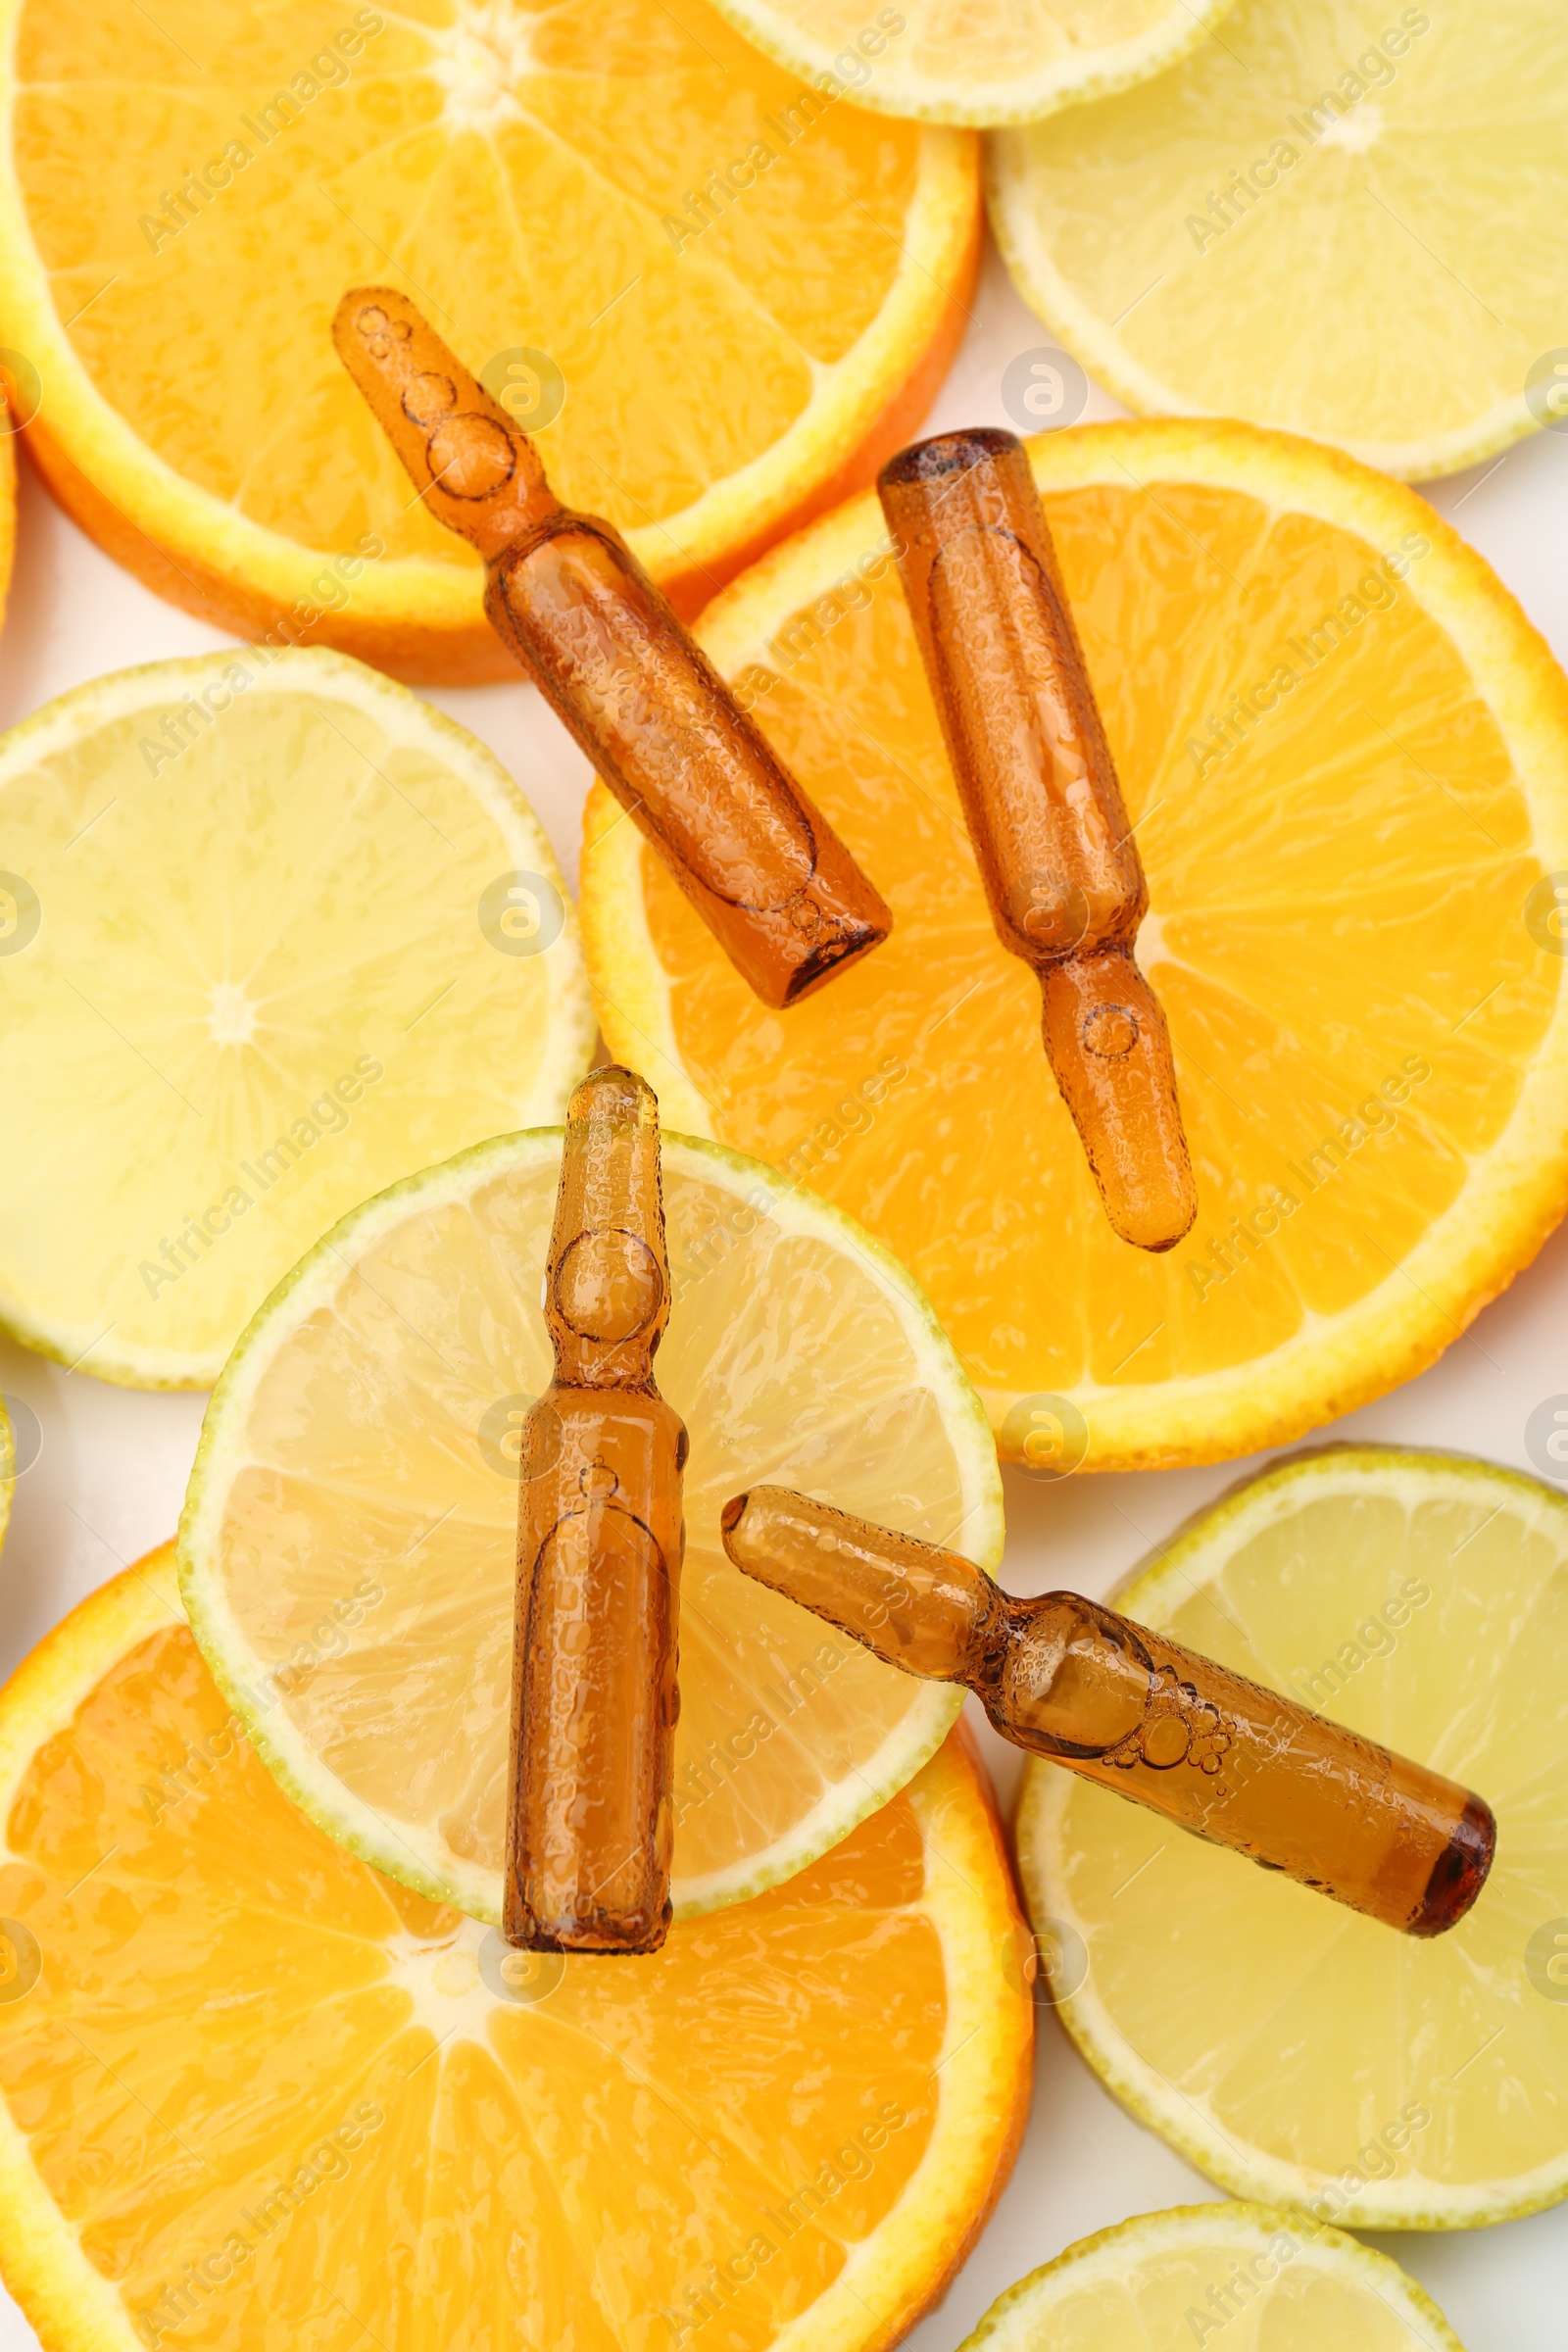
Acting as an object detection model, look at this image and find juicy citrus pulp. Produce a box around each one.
[988,0,1568,477]
[581,419,1568,1472]
[702,0,1239,126]
[178,1126,1004,1923]
[0,1552,1031,2352]
[0,647,593,1389]
[0,0,978,674]
[1017,1447,1568,2228]
[958,2203,1464,2352]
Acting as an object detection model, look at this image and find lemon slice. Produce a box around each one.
[0,648,594,1388]
[704,0,1239,126]
[581,419,1568,1472]
[0,0,978,674]
[959,2204,1463,2351]
[178,1127,1003,1922]
[1017,1447,1568,2228]
[988,0,1568,476]
[0,1552,1031,2352]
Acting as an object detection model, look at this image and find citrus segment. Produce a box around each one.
[178,1127,1004,1922]
[703,0,1239,126]
[581,421,1568,1471]
[1016,1448,1568,2229]
[0,0,978,674]
[987,0,1568,477]
[0,1552,1031,2352]
[0,648,594,1388]
[959,2204,1464,2352]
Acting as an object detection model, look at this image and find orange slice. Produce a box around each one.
[581,419,1568,1471]
[0,0,978,678]
[0,1551,1031,2352]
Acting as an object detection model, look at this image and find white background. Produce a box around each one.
[1,238,1566,2349]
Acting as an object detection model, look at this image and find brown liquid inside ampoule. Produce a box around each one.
[879,428,1195,1250]
[506,1067,687,1953]
[333,287,890,1008]
[722,1488,1494,1936]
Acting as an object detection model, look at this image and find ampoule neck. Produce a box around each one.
[548,1320,659,1390]
[544,1067,670,1390]
[720,1489,1004,1683]
[332,285,563,563]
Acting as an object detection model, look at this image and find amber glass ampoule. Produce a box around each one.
[506,1066,687,1953]
[722,1489,1494,1936]
[333,288,890,1008]
[879,428,1195,1250]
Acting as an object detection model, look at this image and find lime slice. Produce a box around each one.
[1017,1446,1568,2227]
[959,2203,1464,2351]
[989,0,1568,475]
[179,1129,1003,1922]
[0,648,595,1386]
